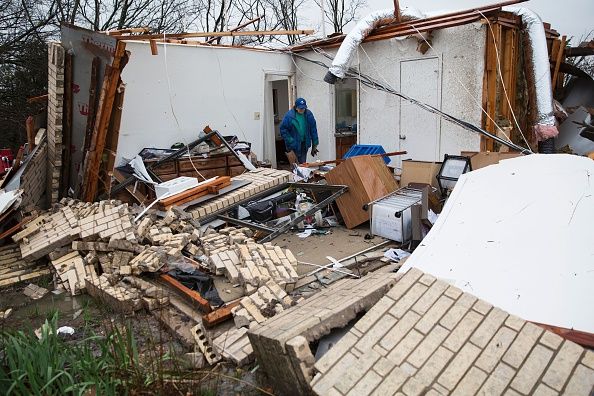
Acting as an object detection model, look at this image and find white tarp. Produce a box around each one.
[401,154,594,334]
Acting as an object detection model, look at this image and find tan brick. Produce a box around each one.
[418,273,436,286]
[355,313,398,353]
[370,366,411,396]
[443,310,483,352]
[312,352,358,395]
[354,295,396,333]
[582,350,594,370]
[315,332,359,374]
[504,314,525,331]
[379,310,421,352]
[407,325,448,368]
[415,346,454,387]
[475,326,517,373]
[562,364,594,396]
[386,329,424,365]
[503,322,543,368]
[401,376,427,396]
[452,366,488,396]
[389,283,428,319]
[470,307,508,348]
[542,340,584,391]
[533,384,557,396]
[439,293,476,330]
[347,370,383,396]
[477,362,516,395]
[415,295,454,334]
[438,342,481,390]
[335,349,381,394]
[386,268,424,301]
[373,357,396,377]
[539,331,564,351]
[472,299,493,315]
[510,344,554,394]
[411,280,449,315]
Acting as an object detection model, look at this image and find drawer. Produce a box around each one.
[145,159,177,175]
[179,167,227,179]
[229,165,246,177]
[227,155,243,166]
[178,156,227,171]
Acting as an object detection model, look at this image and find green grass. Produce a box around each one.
[0,313,169,395]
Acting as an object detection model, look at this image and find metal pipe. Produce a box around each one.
[324,7,425,83]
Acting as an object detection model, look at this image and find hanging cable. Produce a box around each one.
[286,49,531,154]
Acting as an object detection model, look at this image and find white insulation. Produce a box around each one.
[506,7,559,141]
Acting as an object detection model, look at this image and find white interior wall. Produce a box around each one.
[295,23,486,164]
[117,42,294,165]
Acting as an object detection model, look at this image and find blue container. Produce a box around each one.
[342,144,390,164]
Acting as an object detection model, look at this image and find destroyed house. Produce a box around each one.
[2,0,594,395]
[45,0,567,202]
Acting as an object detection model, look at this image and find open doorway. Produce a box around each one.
[334,78,358,160]
[263,74,293,169]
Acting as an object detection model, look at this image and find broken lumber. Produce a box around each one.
[202,300,241,328]
[160,274,212,313]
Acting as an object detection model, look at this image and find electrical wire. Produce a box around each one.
[287,49,531,154]
[478,10,533,151]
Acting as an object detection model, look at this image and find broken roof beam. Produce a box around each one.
[206,16,262,44]
[103,27,151,36]
[290,0,527,51]
[565,40,594,57]
[119,29,314,41]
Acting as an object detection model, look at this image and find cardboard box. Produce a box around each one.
[461,151,522,170]
[400,160,442,190]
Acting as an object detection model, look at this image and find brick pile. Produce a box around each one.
[232,280,294,328]
[0,244,50,288]
[207,228,299,294]
[50,251,98,295]
[310,268,594,396]
[86,275,169,313]
[189,168,292,220]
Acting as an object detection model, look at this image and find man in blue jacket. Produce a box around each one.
[280,98,319,165]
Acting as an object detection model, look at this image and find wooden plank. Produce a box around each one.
[159,176,231,206]
[149,39,158,55]
[533,321,594,348]
[82,42,127,202]
[202,300,241,328]
[552,35,566,93]
[0,218,32,241]
[103,79,126,196]
[118,29,314,41]
[481,21,500,151]
[25,116,35,150]
[160,274,212,313]
[82,57,100,161]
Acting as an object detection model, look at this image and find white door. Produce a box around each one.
[399,57,441,162]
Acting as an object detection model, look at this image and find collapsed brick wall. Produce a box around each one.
[47,42,64,204]
[248,272,400,395]
[20,141,48,210]
[311,268,594,396]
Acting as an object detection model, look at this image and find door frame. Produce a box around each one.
[263,71,295,168]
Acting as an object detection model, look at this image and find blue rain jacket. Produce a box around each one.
[279,109,319,153]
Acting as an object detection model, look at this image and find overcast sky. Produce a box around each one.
[312,0,593,44]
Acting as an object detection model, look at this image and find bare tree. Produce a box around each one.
[312,0,365,34]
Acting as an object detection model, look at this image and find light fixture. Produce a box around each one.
[436,154,472,196]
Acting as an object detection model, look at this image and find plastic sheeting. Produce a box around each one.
[401,154,594,334]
